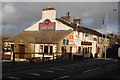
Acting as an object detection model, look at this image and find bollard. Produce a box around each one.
[53,53,54,61]
[42,53,44,61]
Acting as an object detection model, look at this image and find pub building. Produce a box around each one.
[3,7,109,61]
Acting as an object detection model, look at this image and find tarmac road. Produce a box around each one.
[2,59,120,80]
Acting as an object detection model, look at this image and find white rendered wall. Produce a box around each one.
[53,45,57,53]
[24,9,73,31]
[35,44,40,53]
[42,10,56,20]
[55,20,73,30]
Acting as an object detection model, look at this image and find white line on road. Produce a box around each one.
[42,70,55,73]
[27,73,40,76]
[83,67,102,73]
[106,64,116,67]
[52,75,69,80]
[83,69,92,73]
[50,68,64,71]
[92,67,102,71]
[8,77,20,80]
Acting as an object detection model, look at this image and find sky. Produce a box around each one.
[1,2,119,36]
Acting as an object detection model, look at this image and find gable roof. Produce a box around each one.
[5,30,73,43]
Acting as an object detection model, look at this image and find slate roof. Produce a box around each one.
[56,18,107,38]
[5,30,72,43]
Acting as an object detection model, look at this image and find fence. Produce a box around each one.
[12,52,73,63]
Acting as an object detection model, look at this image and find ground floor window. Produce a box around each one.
[42,45,53,54]
[44,46,48,54]
[50,46,53,54]
[62,46,66,54]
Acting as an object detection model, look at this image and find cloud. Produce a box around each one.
[3,4,16,14]
[96,26,118,34]
[2,24,19,35]
[2,24,17,29]
[83,18,94,26]
[2,2,118,35]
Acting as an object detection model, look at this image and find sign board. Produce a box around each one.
[81,41,92,45]
[69,40,74,45]
[63,39,69,45]
[39,19,56,30]
[69,35,74,45]
[69,35,74,39]
[103,44,108,46]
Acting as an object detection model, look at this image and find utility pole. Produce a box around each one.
[105,11,108,60]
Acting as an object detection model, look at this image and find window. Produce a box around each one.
[44,46,48,54]
[50,46,53,54]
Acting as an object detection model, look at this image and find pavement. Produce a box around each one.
[2,58,120,80]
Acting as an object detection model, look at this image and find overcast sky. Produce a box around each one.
[2,2,118,35]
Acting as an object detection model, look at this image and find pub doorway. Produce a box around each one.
[19,44,25,58]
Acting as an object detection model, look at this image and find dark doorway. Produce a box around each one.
[50,46,53,54]
[70,47,72,53]
[62,46,66,54]
[11,44,14,52]
[19,44,25,58]
[44,46,48,54]
[78,47,81,54]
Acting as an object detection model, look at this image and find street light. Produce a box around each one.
[104,9,117,60]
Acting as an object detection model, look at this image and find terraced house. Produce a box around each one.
[3,7,109,61]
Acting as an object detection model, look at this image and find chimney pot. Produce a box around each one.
[66,12,70,17]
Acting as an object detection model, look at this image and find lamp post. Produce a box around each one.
[104,11,108,60]
[104,9,117,60]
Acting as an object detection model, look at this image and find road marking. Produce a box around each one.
[50,68,64,71]
[83,67,102,73]
[42,70,55,73]
[27,73,40,76]
[8,77,20,80]
[92,67,102,71]
[83,69,92,73]
[52,75,69,80]
[106,64,116,67]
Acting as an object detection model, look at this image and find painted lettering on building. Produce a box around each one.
[81,41,92,45]
[39,19,56,30]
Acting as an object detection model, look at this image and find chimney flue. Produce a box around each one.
[66,12,70,17]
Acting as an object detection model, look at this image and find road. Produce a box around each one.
[2,59,120,80]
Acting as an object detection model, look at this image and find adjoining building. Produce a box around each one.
[3,7,110,61]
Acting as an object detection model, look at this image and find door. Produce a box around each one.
[78,47,81,54]
[70,47,72,53]
[19,44,25,58]
[44,46,48,54]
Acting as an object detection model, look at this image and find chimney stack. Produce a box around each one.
[73,18,82,26]
[61,12,71,22]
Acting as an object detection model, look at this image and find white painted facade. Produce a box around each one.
[24,9,73,31]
